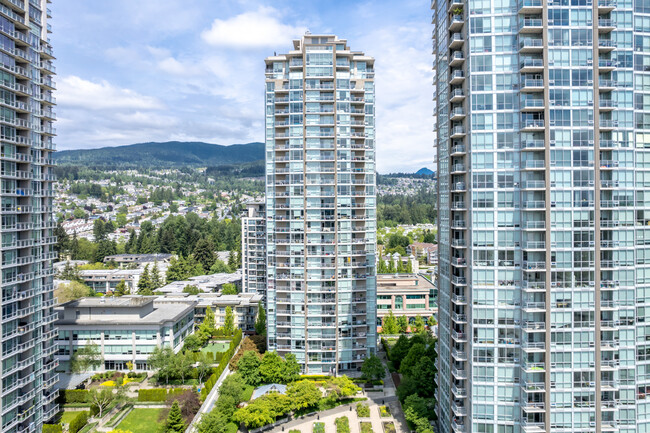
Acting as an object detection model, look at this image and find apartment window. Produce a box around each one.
[549,8,569,25]
[470,17,492,33]
[549,69,570,86]
[550,89,570,106]
[472,94,494,111]
[494,16,515,32]
[471,75,493,91]
[471,36,492,53]
[472,133,494,149]
[472,114,493,130]
[473,173,494,188]
[472,152,494,169]
[471,56,493,72]
[571,49,592,67]
[549,29,570,46]
[473,192,494,208]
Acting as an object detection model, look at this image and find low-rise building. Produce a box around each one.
[54,296,195,372]
[78,269,142,294]
[376,273,437,328]
[407,242,438,265]
[157,271,242,294]
[157,292,262,332]
[103,254,173,268]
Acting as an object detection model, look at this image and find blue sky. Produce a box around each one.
[51,0,434,173]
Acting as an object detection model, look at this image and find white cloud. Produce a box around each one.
[57,76,164,110]
[201,6,307,48]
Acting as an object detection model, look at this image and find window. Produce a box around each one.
[471,17,492,33]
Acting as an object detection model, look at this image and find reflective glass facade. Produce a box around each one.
[0,0,58,431]
[433,0,650,431]
[265,35,377,374]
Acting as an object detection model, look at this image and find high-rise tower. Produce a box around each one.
[242,201,267,300]
[433,0,642,431]
[265,34,377,374]
[0,0,58,431]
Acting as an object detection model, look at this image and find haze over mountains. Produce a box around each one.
[54,141,264,167]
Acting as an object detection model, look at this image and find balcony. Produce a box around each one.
[521,78,544,92]
[522,401,545,412]
[523,260,546,270]
[521,119,545,131]
[523,301,546,311]
[598,39,617,52]
[519,0,543,13]
[451,182,466,192]
[451,163,466,173]
[599,119,618,130]
[452,312,468,323]
[524,240,546,250]
[597,0,617,12]
[449,70,465,85]
[451,144,466,155]
[451,257,467,267]
[450,51,465,67]
[523,200,545,209]
[519,18,543,33]
[522,180,545,189]
[598,18,616,32]
[599,79,616,90]
[450,88,465,103]
[452,295,467,305]
[451,201,466,210]
[522,321,546,332]
[449,33,464,49]
[519,38,543,53]
[452,276,467,285]
[521,98,545,111]
[599,99,617,111]
[523,159,545,170]
[520,58,544,73]
[450,14,464,31]
[450,107,466,121]
[522,139,544,150]
[521,341,546,352]
[598,58,617,72]
[451,329,467,341]
[450,126,466,138]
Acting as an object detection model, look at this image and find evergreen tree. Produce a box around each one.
[413,315,426,333]
[166,257,185,283]
[224,306,235,335]
[227,250,237,270]
[193,238,216,271]
[138,264,153,295]
[387,260,396,273]
[114,279,129,296]
[255,301,267,336]
[199,306,217,342]
[94,239,116,263]
[166,400,186,433]
[70,231,80,259]
[54,222,69,256]
[124,230,136,254]
[378,258,387,274]
[396,259,406,273]
[406,259,413,273]
[150,261,163,289]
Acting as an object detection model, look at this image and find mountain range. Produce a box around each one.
[54,141,264,167]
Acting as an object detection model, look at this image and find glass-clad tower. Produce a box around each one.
[265,34,377,374]
[433,0,649,431]
[0,0,59,431]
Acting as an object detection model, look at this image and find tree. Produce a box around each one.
[137,264,152,295]
[287,380,321,410]
[221,283,238,295]
[284,353,301,383]
[150,261,163,289]
[232,393,292,428]
[197,411,228,433]
[361,354,386,382]
[126,361,133,372]
[381,311,399,335]
[93,219,107,241]
[406,259,413,273]
[94,239,117,264]
[58,261,82,282]
[427,316,437,327]
[55,281,94,303]
[413,315,426,333]
[399,343,426,378]
[390,335,411,370]
[148,346,174,384]
[166,401,186,433]
[91,387,124,418]
[183,285,200,295]
[54,222,70,255]
[397,315,409,334]
[227,250,237,270]
[183,334,202,352]
[116,213,128,228]
[210,260,232,274]
[259,351,285,384]
[255,302,267,336]
[114,279,129,297]
[422,231,436,243]
[166,257,186,283]
[196,353,212,384]
[71,342,103,373]
[237,350,262,386]
[223,306,235,335]
[199,307,217,342]
[194,238,216,271]
[174,352,193,384]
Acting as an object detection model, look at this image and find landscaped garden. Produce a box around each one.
[116,408,162,433]
[356,402,371,418]
[360,421,374,433]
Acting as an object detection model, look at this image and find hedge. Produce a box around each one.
[200,329,242,400]
[65,390,90,404]
[137,389,167,402]
[300,375,332,381]
[69,411,89,433]
[42,425,62,433]
[336,417,351,433]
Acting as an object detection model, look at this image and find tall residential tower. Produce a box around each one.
[433,0,645,431]
[241,201,267,300]
[265,35,377,374]
[0,0,58,431]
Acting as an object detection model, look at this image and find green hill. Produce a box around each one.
[54,141,264,167]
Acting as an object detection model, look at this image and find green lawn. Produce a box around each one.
[202,342,230,354]
[117,408,162,433]
[60,410,82,425]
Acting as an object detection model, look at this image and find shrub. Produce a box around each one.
[356,403,370,418]
[379,406,391,417]
[69,411,89,433]
[360,422,374,433]
[313,422,325,433]
[383,422,396,433]
[336,417,351,433]
[137,388,168,402]
[43,425,63,433]
[289,430,300,433]
[65,390,90,403]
